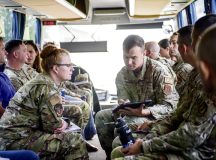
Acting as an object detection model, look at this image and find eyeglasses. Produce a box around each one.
[55,63,73,67]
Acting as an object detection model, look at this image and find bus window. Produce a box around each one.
[195,0,206,19]
[0,8,12,41]
[181,9,188,27]
[23,15,36,42]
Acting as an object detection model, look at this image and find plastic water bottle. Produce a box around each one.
[115,117,135,148]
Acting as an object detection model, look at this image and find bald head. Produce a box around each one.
[145,41,160,59]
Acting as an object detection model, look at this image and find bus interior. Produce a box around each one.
[0,1,214,159]
[0,0,205,108]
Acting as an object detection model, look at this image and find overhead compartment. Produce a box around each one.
[12,0,87,20]
[128,0,195,19]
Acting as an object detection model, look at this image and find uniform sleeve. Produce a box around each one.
[175,64,193,95]
[115,71,131,101]
[36,86,62,133]
[9,77,23,91]
[147,101,188,138]
[147,67,179,119]
[142,114,216,154]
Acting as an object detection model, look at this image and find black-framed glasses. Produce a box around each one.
[55,63,73,67]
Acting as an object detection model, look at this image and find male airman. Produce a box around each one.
[96,35,179,159]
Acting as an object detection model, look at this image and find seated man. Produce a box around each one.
[169,32,182,63]
[111,14,216,160]
[71,64,99,140]
[158,38,175,66]
[95,35,179,159]
[4,40,38,91]
[0,39,39,160]
[174,25,194,96]
[145,41,176,83]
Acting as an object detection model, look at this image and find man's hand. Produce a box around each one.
[137,121,152,131]
[118,99,130,105]
[54,119,68,134]
[118,104,150,117]
[121,139,143,155]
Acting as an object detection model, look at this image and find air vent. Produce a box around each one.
[92,8,129,24]
[116,22,163,30]
[60,41,107,52]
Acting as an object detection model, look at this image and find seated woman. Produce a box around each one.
[24,40,42,73]
[0,45,88,159]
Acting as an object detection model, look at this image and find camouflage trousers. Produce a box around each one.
[63,101,90,130]
[111,146,184,160]
[95,109,153,157]
[7,131,89,160]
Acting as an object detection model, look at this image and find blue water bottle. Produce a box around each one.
[115,117,135,148]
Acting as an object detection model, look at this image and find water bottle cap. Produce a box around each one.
[115,117,126,128]
[61,90,65,97]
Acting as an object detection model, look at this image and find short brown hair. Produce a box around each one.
[5,40,23,55]
[123,35,145,53]
[197,24,216,73]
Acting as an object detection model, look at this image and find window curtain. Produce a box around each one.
[35,18,42,48]
[204,0,216,14]
[12,11,26,39]
[205,0,211,14]
[211,0,216,14]
[177,11,184,28]
[186,3,197,24]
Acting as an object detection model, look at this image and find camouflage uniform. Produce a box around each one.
[172,62,193,96]
[3,64,38,91]
[71,65,101,114]
[74,73,94,109]
[62,99,89,130]
[4,63,90,130]
[146,69,199,138]
[156,56,177,84]
[112,69,198,148]
[112,69,216,160]
[0,73,88,160]
[95,56,179,156]
[63,81,93,110]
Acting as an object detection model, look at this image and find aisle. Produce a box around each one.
[88,134,106,160]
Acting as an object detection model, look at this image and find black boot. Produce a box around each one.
[86,142,98,152]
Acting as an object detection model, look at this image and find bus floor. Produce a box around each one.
[88,134,106,160]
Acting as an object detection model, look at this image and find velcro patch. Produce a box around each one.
[164,76,173,84]
[49,93,61,106]
[163,84,173,95]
